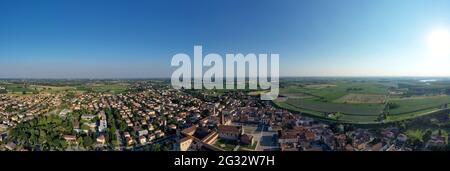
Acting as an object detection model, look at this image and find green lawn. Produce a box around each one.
[388,108,441,121]
[1,84,36,93]
[282,98,384,115]
[239,141,258,151]
[274,99,381,123]
[214,139,238,151]
[280,82,388,102]
[389,96,450,114]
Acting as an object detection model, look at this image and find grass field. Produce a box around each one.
[388,108,441,121]
[282,98,384,115]
[334,93,386,104]
[275,79,450,124]
[273,100,381,123]
[79,83,129,93]
[214,139,238,151]
[389,95,450,114]
[1,82,130,94]
[0,84,36,94]
[29,85,77,93]
[280,82,388,102]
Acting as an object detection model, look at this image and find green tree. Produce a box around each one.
[39,130,47,143]
[151,144,161,151]
[83,135,93,147]
[77,137,84,147]
[118,121,127,132]
[30,134,38,144]
[423,129,433,143]
[399,122,407,131]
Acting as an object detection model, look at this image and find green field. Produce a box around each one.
[76,83,129,93]
[389,96,450,114]
[1,81,130,94]
[279,81,388,102]
[29,85,78,93]
[282,98,384,115]
[0,84,37,94]
[275,78,450,124]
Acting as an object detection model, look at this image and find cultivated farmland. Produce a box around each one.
[334,93,386,104]
[275,78,450,124]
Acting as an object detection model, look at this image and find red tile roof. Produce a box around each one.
[218,125,242,134]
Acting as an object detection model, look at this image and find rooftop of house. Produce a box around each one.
[181,125,198,135]
[279,130,300,139]
[201,131,218,143]
[371,143,383,151]
[63,135,77,140]
[240,134,253,142]
[217,125,242,134]
[97,134,106,140]
[178,136,194,144]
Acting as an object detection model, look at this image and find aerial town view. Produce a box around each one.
[1,78,450,151]
[1,0,450,154]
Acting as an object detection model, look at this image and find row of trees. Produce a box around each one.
[8,115,72,150]
[105,108,118,147]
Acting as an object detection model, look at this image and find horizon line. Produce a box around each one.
[2,75,450,80]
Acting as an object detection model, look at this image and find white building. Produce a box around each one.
[98,120,107,132]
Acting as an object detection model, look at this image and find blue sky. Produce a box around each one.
[0,0,449,78]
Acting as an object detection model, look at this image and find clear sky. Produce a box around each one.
[0,0,449,78]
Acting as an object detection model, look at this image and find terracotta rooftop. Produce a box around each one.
[217,125,242,134]
[181,125,197,135]
[201,131,218,143]
[178,136,193,143]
